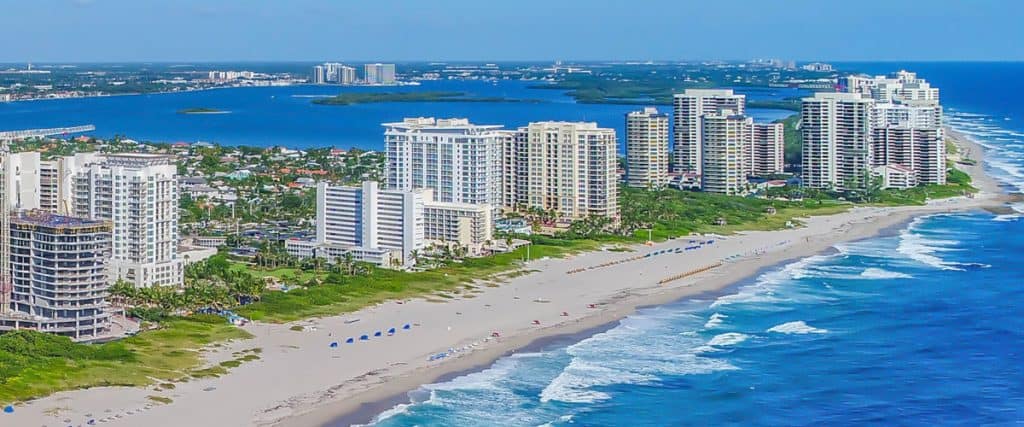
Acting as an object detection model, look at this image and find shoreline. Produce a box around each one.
[4,125,1009,427]
[294,205,975,427]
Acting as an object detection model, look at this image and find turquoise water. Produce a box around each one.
[354,63,1024,426]
[0,80,799,150]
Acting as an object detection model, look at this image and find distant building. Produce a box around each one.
[339,66,357,85]
[673,89,745,174]
[0,212,112,340]
[312,65,326,84]
[751,122,785,176]
[625,107,670,188]
[701,110,752,195]
[364,63,396,84]
[504,121,618,219]
[841,70,939,103]
[801,62,834,72]
[801,92,874,190]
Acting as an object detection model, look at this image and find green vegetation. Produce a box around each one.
[177,107,228,114]
[312,91,539,106]
[531,78,697,104]
[0,317,251,404]
[617,187,848,240]
[147,395,173,405]
[871,164,976,206]
[778,114,803,166]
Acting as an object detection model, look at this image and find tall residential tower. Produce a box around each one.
[625,107,670,188]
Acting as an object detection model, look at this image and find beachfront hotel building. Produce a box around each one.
[625,107,670,188]
[801,92,875,190]
[871,126,946,186]
[504,121,619,219]
[700,110,752,195]
[383,117,506,214]
[0,211,113,340]
[751,122,785,176]
[673,89,745,174]
[298,180,495,266]
[73,154,181,288]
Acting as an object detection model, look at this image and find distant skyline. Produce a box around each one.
[2,0,1023,63]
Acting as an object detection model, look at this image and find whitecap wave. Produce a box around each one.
[859,267,912,279]
[896,219,965,271]
[767,321,828,335]
[704,312,727,329]
[706,332,750,347]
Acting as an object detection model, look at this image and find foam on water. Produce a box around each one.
[767,321,828,335]
[859,267,913,279]
[704,312,727,329]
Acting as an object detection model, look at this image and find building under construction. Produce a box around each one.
[0,211,113,339]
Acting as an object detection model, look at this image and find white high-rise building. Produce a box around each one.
[751,122,785,176]
[73,154,181,287]
[505,121,618,219]
[4,152,100,214]
[673,89,745,174]
[312,65,326,84]
[364,63,396,85]
[625,107,670,188]
[701,110,752,195]
[339,66,357,85]
[801,92,875,190]
[841,70,939,103]
[315,181,425,266]
[871,101,946,185]
[2,152,42,211]
[383,118,506,212]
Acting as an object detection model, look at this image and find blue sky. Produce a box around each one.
[2,0,1023,62]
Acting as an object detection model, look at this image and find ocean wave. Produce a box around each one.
[859,267,913,279]
[767,321,828,335]
[896,220,965,271]
[707,332,750,347]
[704,312,727,329]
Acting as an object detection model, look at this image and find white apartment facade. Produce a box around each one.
[73,154,181,287]
[751,122,785,176]
[625,107,670,188]
[383,117,505,213]
[673,89,745,174]
[505,121,619,220]
[801,92,875,191]
[701,111,752,195]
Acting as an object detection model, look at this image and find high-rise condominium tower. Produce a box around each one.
[505,122,618,219]
[801,92,875,190]
[625,107,670,188]
[673,89,745,174]
[701,110,752,195]
[73,154,181,287]
[383,118,506,212]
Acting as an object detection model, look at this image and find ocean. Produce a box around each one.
[355,62,1024,426]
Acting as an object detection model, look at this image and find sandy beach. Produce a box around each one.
[5,130,1009,427]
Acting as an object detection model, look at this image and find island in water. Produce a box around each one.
[177,107,230,114]
[312,91,541,105]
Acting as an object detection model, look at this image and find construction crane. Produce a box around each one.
[0,124,95,314]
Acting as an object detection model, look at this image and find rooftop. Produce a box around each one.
[11,211,110,229]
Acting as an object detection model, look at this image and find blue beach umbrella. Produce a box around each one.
[3,405,12,413]
[387,327,396,335]
[329,342,338,348]
[403,324,411,330]
[374,331,382,337]
[345,337,354,344]
[360,334,369,340]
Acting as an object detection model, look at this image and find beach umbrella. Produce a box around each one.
[374,331,382,337]
[387,327,396,335]
[360,335,369,340]
[3,405,12,413]
[329,342,338,348]
[403,324,411,330]
[345,338,354,344]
